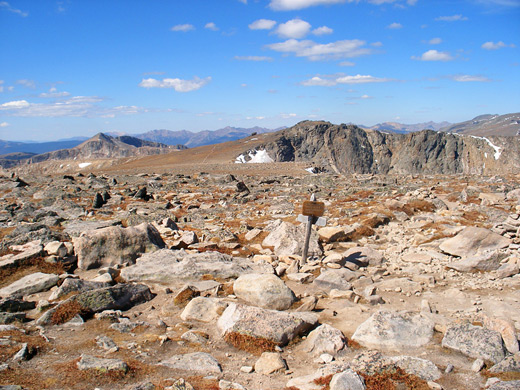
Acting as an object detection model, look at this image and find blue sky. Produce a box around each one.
[0,0,519,141]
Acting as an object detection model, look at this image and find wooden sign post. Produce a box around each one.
[297,193,326,266]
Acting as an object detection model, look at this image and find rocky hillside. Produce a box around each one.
[248,121,520,175]
[8,133,185,167]
[439,113,520,136]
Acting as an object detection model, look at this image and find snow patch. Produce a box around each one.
[471,135,502,160]
[305,167,317,174]
[78,162,92,168]
[235,149,274,164]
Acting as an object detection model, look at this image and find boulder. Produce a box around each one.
[318,227,349,243]
[37,283,155,325]
[217,303,318,348]
[390,356,441,381]
[352,310,434,350]
[77,354,128,373]
[254,352,287,375]
[488,380,520,390]
[313,269,356,292]
[233,273,295,310]
[180,297,228,323]
[49,279,111,301]
[482,314,519,354]
[446,250,507,272]
[0,272,59,299]
[489,354,520,373]
[343,247,385,268]
[441,322,506,363]
[74,222,165,270]
[120,249,272,283]
[158,352,222,375]
[439,227,511,258]
[262,221,322,257]
[329,369,366,390]
[302,323,347,356]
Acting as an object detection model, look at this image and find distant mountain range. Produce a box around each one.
[366,121,452,134]
[1,114,519,169]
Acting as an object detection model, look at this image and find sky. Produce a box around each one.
[0,0,519,141]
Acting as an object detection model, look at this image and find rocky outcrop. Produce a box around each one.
[255,121,520,175]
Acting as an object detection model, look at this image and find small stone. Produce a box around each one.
[254,352,287,375]
[471,358,485,372]
[240,366,254,373]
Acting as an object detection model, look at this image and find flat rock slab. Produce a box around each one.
[77,354,128,373]
[441,322,506,363]
[233,273,295,310]
[180,297,228,323]
[49,279,111,301]
[329,369,366,390]
[352,310,434,350]
[37,283,155,325]
[262,220,322,257]
[439,226,511,257]
[74,222,165,270]
[120,249,272,283]
[488,381,520,390]
[489,354,520,373]
[446,250,506,273]
[158,352,222,375]
[0,272,59,299]
[0,245,43,270]
[313,269,356,292]
[217,303,318,347]
[390,356,441,381]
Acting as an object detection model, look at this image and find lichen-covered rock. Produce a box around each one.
[217,303,318,349]
[158,352,222,375]
[180,297,228,323]
[77,354,128,373]
[441,322,506,363]
[329,369,366,390]
[74,222,165,270]
[352,310,434,350]
[390,356,441,381]
[302,324,347,356]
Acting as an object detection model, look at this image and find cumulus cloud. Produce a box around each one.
[138,76,211,92]
[275,19,312,39]
[205,22,219,31]
[412,49,453,61]
[388,22,403,29]
[171,24,195,32]
[481,41,514,50]
[267,38,371,61]
[301,74,392,86]
[39,87,71,98]
[429,37,442,45]
[435,14,468,21]
[313,26,333,35]
[234,56,273,61]
[0,122,8,127]
[1,100,30,109]
[0,1,28,17]
[249,19,277,30]
[451,74,491,82]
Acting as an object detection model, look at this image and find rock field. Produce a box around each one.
[0,165,519,390]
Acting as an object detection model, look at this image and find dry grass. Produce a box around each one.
[359,368,430,390]
[0,330,48,361]
[0,256,68,289]
[49,299,86,325]
[223,331,277,355]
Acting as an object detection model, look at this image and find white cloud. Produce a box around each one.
[0,96,147,118]
[451,74,491,82]
[301,74,392,86]
[361,94,372,99]
[281,113,297,118]
[339,61,355,66]
[435,14,468,22]
[267,39,371,61]
[312,26,333,35]
[1,100,30,109]
[388,22,403,29]
[249,19,277,30]
[39,88,71,98]
[0,1,28,17]
[269,0,346,11]
[481,41,514,50]
[429,37,442,45]
[0,122,9,127]
[171,24,195,32]
[412,49,453,61]
[234,56,273,61]
[205,22,219,31]
[16,79,36,89]
[371,41,383,47]
[276,19,312,39]
[138,76,211,92]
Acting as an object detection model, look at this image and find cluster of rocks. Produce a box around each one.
[0,169,519,389]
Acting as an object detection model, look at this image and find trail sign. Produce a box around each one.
[302,201,325,217]
[298,194,326,266]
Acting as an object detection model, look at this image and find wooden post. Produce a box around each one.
[299,193,326,266]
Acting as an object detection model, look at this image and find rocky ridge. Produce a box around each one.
[0,168,519,389]
[250,121,520,175]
